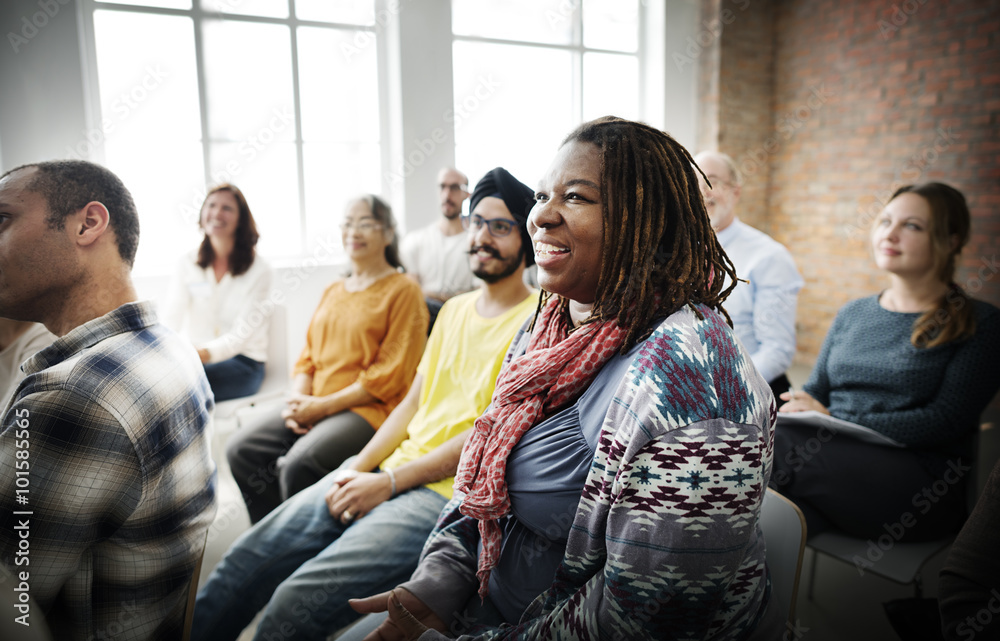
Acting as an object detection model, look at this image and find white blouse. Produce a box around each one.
[161,250,273,363]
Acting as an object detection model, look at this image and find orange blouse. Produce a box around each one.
[293,273,428,429]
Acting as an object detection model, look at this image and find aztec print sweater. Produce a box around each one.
[400,304,779,640]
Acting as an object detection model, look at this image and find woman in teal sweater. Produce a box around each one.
[773,182,1000,541]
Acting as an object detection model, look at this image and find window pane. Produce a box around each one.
[200,0,287,18]
[93,11,202,144]
[582,0,638,51]
[209,142,302,257]
[452,41,573,190]
[296,0,375,25]
[582,52,638,122]
[452,0,573,45]
[202,20,296,142]
[93,10,204,277]
[302,142,381,260]
[104,140,206,277]
[96,0,191,9]
[298,27,380,143]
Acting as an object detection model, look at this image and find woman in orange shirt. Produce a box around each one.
[227,195,428,523]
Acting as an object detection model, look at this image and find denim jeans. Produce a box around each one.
[192,471,448,641]
[203,354,265,402]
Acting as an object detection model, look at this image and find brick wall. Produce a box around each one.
[700,0,1000,377]
[716,0,775,231]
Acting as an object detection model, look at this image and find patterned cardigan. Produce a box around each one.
[401,304,778,641]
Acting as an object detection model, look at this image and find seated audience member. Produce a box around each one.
[348,117,780,641]
[694,150,804,398]
[0,319,55,404]
[192,167,538,641]
[227,195,428,523]
[162,183,273,402]
[773,183,1000,541]
[939,458,1000,640]
[0,161,216,640]
[400,167,477,329]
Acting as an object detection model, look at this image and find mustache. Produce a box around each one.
[468,245,501,258]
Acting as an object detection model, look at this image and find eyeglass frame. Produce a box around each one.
[460,213,518,237]
[702,174,737,190]
[339,220,384,233]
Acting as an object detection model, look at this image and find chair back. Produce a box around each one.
[214,303,289,421]
[760,487,807,626]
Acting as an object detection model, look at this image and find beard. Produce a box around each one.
[471,245,523,284]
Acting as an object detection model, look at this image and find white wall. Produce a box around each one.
[0,0,90,169]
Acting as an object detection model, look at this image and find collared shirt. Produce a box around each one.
[161,251,273,363]
[717,218,804,383]
[399,223,479,298]
[0,301,217,640]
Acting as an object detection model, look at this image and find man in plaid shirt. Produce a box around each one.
[0,161,216,640]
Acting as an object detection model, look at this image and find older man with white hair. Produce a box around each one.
[695,150,804,398]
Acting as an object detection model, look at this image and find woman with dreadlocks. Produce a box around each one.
[346,117,780,641]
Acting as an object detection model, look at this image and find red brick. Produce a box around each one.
[700,0,1000,375]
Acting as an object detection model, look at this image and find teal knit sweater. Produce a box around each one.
[803,295,1000,449]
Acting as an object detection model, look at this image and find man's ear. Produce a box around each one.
[72,201,111,248]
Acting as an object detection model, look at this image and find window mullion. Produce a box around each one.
[191,4,213,189]
[572,2,583,124]
[288,1,307,254]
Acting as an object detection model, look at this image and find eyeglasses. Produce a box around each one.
[461,213,517,237]
[703,174,735,189]
[339,220,383,233]
[440,183,467,193]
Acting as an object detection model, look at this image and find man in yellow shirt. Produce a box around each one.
[192,168,539,641]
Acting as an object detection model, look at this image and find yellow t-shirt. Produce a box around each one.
[380,289,539,499]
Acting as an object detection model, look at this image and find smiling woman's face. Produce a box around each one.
[527,140,605,305]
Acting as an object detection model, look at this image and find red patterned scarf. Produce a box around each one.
[454,296,626,598]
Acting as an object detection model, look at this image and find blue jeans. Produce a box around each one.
[192,471,448,641]
[204,354,265,402]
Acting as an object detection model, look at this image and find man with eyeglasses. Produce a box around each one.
[192,167,538,641]
[694,151,804,399]
[400,167,477,330]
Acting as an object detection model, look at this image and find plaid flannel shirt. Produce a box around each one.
[0,301,217,640]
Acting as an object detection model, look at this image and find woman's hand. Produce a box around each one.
[778,389,830,415]
[281,393,330,433]
[350,588,446,641]
[324,471,393,524]
[196,347,211,364]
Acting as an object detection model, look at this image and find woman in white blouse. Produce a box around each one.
[163,184,273,402]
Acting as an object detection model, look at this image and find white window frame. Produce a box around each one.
[77,0,389,259]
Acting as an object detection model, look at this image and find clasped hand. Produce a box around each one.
[324,469,393,524]
[281,393,326,434]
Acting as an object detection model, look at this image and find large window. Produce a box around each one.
[451,0,641,188]
[84,0,381,275]
[80,0,655,275]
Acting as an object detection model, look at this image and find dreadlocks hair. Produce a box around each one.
[884,183,975,349]
[549,116,738,353]
[197,183,259,277]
